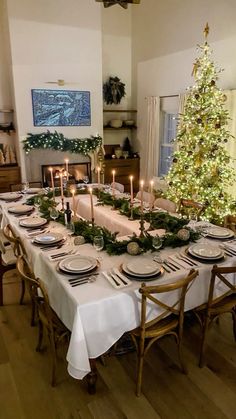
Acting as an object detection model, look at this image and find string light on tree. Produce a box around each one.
[165,23,235,223]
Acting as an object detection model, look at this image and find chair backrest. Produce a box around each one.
[111,182,125,193]
[139,269,198,333]
[3,224,27,257]
[224,215,236,232]
[136,191,155,205]
[17,254,38,301]
[10,181,42,192]
[178,199,205,221]
[154,197,177,213]
[206,265,236,310]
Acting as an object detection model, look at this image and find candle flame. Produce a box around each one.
[88,187,93,194]
[49,167,53,172]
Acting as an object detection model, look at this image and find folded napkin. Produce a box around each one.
[102,270,131,289]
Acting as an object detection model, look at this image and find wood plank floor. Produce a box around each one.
[0,270,236,419]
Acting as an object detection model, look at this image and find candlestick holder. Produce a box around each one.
[147,206,154,231]
[111,195,116,210]
[61,197,65,212]
[128,202,134,220]
[139,212,146,238]
[91,217,95,226]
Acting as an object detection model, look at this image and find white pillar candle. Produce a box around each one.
[65,158,69,180]
[88,187,94,220]
[130,175,134,204]
[140,180,144,213]
[49,167,54,193]
[112,170,116,197]
[59,173,64,199]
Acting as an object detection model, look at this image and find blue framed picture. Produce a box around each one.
[31,89,91,126]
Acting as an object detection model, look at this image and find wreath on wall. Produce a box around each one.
[103,76,126,105]
[23,131,102,155]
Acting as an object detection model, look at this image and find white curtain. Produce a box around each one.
[224,90,236,197]
[144,96,160,180]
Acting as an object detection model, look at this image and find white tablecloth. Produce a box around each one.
[1,195,235,380]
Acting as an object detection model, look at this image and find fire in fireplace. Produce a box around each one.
[42,162,91,187]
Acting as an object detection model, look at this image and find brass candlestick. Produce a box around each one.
[61,197,65,212]
[128,202,134,220]
[147,204,154,231]
[139,212,145,238]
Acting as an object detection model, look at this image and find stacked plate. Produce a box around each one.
[33,232,64,247]
[8,204,34,215]
[19,216,47,228]
[121,259,163,281]
[205,227,234,240]
[188,243,224,262]
[0,193,22,202]
[58,255,98,275]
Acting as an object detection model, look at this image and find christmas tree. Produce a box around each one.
[165,24,235,223]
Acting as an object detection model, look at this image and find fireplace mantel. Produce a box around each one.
[42,162,91,186]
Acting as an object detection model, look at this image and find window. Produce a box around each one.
[158,112,178,177]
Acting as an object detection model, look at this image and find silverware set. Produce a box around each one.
[220,244,236,257]
[68,274,99,287]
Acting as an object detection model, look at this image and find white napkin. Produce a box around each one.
[102,271,131,289]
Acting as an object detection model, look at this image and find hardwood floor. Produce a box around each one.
[1,270,236,419]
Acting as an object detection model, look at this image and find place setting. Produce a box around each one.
[185,243,226,264]
[31,231,66,250]
[8,204,35,216]
[0,192,22,202]
[57,255,100,287]
[199,226,235,241]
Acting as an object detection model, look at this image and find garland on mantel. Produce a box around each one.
[23,131,102,155]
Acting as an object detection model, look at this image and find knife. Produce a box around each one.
[68,272,99,283]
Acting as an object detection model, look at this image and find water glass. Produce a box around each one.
[93,235,104,252]
[152,235,163,251]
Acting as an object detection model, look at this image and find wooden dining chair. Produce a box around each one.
[111,182,125,193]
[194,264,236,368]
[224,214,236,233]
[136,191,155,206]
[17,255,70,386]
[154,197,177,213]
[1,224,27,306]
[178,199,205,221]
[130,269,198,396]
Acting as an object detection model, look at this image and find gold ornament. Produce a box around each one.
[74,236,85,245]
[127,241,140,255]
[177,229,190,241]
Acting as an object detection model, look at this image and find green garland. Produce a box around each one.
[27,191,199,255]
[23,131,102,155]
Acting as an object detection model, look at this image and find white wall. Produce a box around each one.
[136,35,236,177]
[6,0,103,181]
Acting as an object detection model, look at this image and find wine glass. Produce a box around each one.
[67,222,75,246]
[34,196,42,212]
[152,235,163,251]
[93,235,104,262]
[49,207,59,221]
[83,176,89,184]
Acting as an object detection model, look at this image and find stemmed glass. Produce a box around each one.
[49,208,59,229]
[83,176,89,184]
[34,196,42,213]
[152,235,163,251]
[93,235,104,262]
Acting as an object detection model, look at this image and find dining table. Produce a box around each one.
[1,191,236,391]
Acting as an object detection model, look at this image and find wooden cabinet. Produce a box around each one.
[104,158,140,192]
[0,166,21,192]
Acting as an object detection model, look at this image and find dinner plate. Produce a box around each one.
[0,193,21,201]
[125,259,160,276]
[8,204,34,214]
[59,255,97,273]
[19,217,47,228]
[206,227,234,239]
[186,249,225,263]
[34,232,64,244]
[189,243,222,259]
[121,264,164,281]
[25,188,42,194]
[122,261,161,278]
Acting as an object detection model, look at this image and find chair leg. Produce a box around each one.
[177,339,187,374]
[19,279,25,305]
[232,308,236,341]
[0,262,16,306]
[49,334,57,387]
[199,315,210,368]
[31,300,36,327]
[36,319,44,352]
[0,273,3,306]
[136,337,145,397]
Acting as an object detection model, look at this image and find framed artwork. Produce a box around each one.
[31,89,91,126]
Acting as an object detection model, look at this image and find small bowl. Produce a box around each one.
[110,119,123,128]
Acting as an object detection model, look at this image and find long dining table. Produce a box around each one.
[1,192,236,388]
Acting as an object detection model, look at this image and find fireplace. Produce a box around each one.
[42,162,91,187]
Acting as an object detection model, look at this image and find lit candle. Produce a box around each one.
[59,172,64,199]
[71,187,76,215]
[112,170,116,197]
[49,167,55,195]
[88,187,94,220]
[130,175,134,204]
[97,166,101,188]
[140,180,144,213]
[65,158,69,181]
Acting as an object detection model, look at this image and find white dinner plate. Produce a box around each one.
[19,217,47,228]
[188,244,223,259]
[8,204,34,214]
[0,193,21,201]
[122,261,161,278]
[126,259,159,276]
[34,232,64,244]
[206,227,234,239]
[25,188,42,194]
[59,256,97,273]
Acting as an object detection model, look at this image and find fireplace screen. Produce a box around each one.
[42,162,91,187]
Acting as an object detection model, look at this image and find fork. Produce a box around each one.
[70,276,97,287]
[176,254,197,267]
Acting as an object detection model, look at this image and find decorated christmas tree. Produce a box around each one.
[165,24,235,223]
